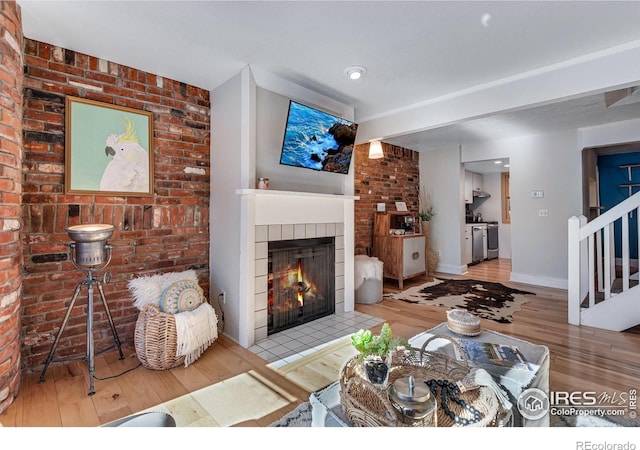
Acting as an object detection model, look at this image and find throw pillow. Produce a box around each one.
[159,279,204,314]
[128,269,198,310]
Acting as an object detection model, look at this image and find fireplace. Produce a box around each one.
[268,237,335,334]
[230,188,358,348]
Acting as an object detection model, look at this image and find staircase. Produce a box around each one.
[568,191,640,331]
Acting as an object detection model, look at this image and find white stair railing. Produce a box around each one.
[568,191,640,327]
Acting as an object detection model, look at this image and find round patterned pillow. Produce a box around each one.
[159,279,204,314]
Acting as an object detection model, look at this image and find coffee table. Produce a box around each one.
[310,322,550,427]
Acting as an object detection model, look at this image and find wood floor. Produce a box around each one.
[2,258,639,427]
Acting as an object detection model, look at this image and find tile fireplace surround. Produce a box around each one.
[237,189,358,348]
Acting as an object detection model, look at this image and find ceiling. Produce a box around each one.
[18,1,640,152]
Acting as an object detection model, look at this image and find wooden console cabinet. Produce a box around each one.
[372,212,426,289]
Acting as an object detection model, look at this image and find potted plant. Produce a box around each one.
[417,185,437,224]
[418,206,437,223]
[351,323,407,386]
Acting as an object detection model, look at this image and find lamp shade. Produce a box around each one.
[369,140,384,159]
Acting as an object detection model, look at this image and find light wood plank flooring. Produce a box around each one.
[2,258,639,427]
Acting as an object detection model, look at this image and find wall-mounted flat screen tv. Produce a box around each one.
[279,101,358,174]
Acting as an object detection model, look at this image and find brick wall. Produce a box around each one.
[20,38,211,372]
[354,142,420,255]
[0,0,23,414]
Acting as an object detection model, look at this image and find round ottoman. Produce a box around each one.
[354,255,384,304]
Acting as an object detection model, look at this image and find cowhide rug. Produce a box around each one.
[384,278,535,323]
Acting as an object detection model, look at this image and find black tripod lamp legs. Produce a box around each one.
[38,282,83,384]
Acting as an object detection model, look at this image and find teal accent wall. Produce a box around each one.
[598,151,640,259]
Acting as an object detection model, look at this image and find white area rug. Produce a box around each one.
[267,337,357,392]
[139,370,297,427]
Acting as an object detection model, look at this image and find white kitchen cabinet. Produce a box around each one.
[464,225,473,265]
[472,172,483,194]
[464,171,473,204]
[465,171,484,204]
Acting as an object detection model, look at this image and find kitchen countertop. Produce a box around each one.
[466,221,498,225]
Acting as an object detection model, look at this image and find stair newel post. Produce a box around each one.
[568,215,582,326]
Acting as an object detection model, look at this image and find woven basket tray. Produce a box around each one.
[340,335,501,427]
[134,304,185,370]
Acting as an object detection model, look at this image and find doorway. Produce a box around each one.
[582,142,640,277]
[462,158,511,281]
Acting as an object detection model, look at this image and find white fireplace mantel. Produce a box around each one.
[237,188,359,347]
[237,188,359,200]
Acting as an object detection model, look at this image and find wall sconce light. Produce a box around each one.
[368,139,384,159]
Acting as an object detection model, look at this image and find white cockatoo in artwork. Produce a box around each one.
[100,117,149,193]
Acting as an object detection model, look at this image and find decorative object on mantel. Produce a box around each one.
[257,177,269,189]
[384,278,535,323]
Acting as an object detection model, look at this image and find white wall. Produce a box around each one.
[420,146,466,275]
[509,132,582,287]
[255,88,351,194]
[580,117,640,149]
[210,71,248,344]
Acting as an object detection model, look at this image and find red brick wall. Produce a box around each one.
[354,142,420,255]
[0,0,23,414]
[20,39,211,372]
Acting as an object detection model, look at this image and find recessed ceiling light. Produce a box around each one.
[504,164,510,168]
[494,160,503,164]
[345,66,366,80]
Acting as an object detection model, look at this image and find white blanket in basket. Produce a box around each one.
[174,302,218,367]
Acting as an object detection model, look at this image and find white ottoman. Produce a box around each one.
[354,255,383,304]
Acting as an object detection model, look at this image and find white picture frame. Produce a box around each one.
[395,201,408,212]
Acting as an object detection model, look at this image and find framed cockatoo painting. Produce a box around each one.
[65,96,154,196]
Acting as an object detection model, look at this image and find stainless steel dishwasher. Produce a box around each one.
[487,222,499,260]
[472,225,484,264]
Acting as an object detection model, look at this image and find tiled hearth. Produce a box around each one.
[249,310,383,365]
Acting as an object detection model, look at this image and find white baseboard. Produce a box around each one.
[436,263,467,275]
[510,272,567,290]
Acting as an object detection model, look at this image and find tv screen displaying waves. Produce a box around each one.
[279,101,358,174]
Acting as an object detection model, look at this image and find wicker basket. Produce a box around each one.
[134,304,185,370]
[340,335,501,427]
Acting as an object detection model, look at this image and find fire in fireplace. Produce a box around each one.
[268,237,335,334]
